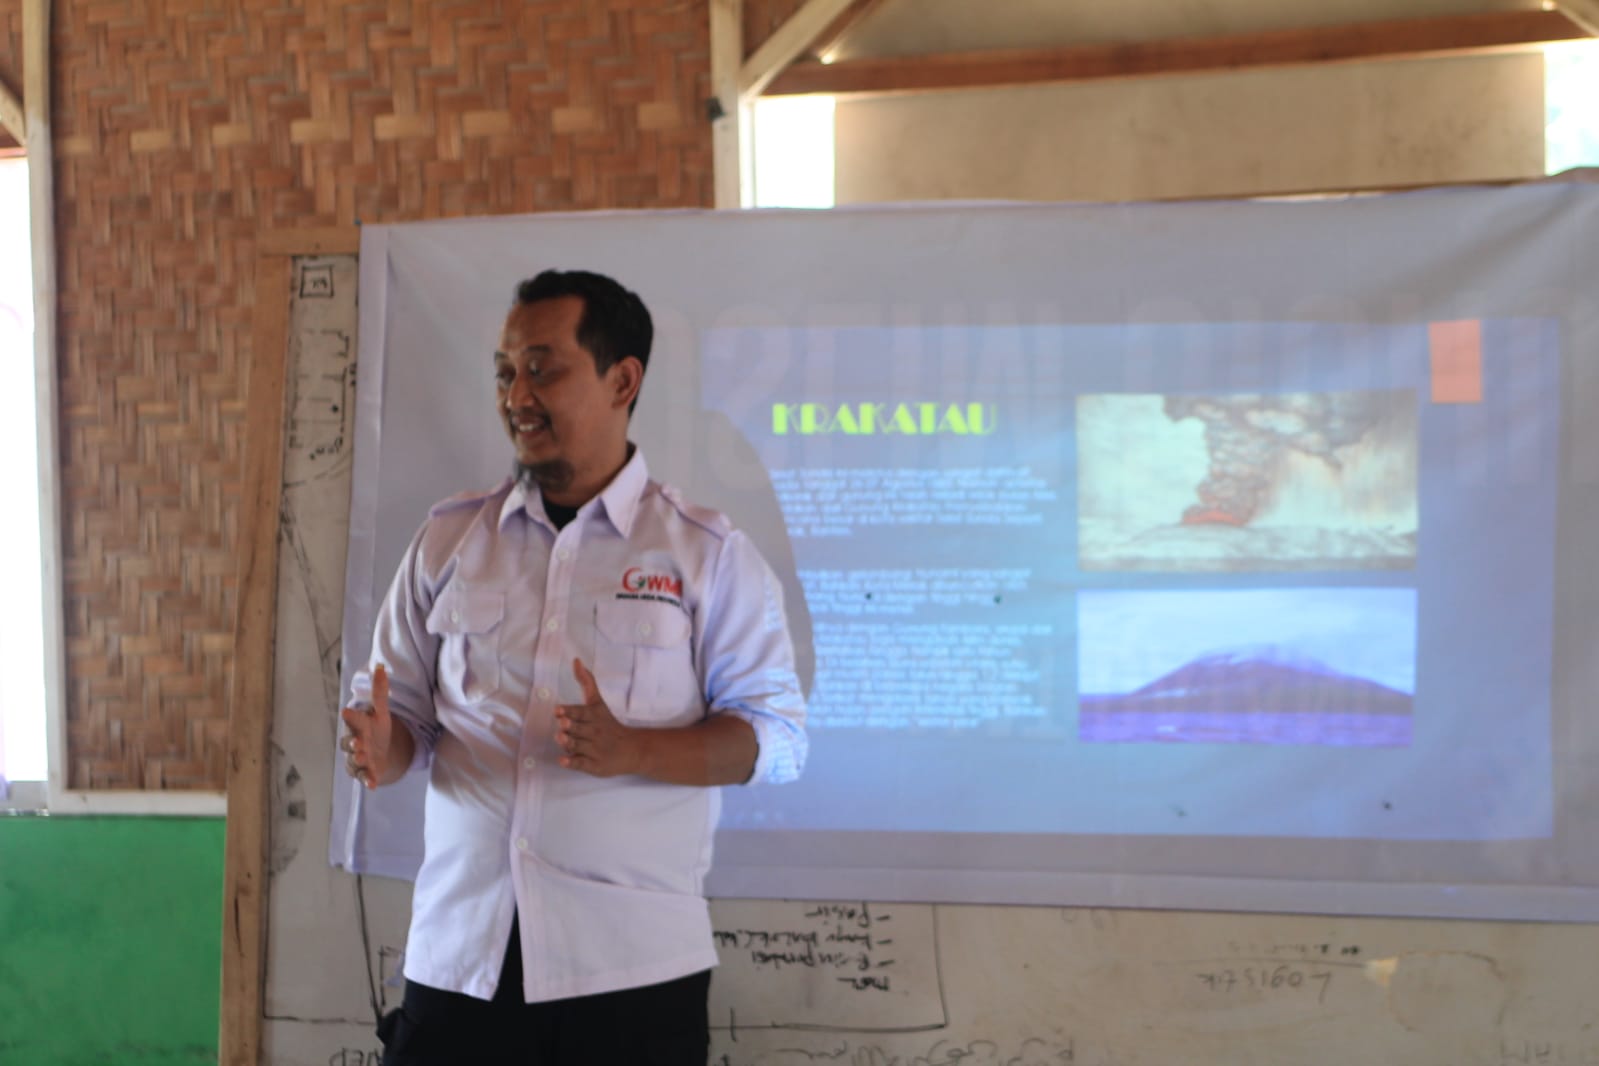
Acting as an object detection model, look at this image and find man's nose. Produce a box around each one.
[506,372,537,408]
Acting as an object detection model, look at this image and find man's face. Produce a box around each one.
[494,295,636,489]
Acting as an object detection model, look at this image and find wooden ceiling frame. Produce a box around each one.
[741,0,862,99]
[1557,0,1599,36]
[713,4,1596,203]
[761,8,1594,98]
[0,75,23,145]
[808,0,893,63]
[710,0,887,208]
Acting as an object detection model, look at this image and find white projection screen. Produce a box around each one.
[333,185,1599,921]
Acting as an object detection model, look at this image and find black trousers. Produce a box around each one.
[378,917,711,1066]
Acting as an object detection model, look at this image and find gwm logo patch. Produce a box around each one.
[618,567,683,606]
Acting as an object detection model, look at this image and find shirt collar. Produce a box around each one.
[498,446,648,537]
[499,478,539,532]
[594,446,648,538]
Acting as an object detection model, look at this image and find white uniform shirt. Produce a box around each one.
[349,449,807,1002]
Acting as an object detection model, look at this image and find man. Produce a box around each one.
[339,270,808,1065]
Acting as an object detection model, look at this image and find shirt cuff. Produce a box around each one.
[345,702,435,775]
[393,714,435,773]
[721,708,805,785]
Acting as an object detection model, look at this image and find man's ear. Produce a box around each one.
[609,356,644,411]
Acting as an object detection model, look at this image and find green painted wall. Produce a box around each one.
[0,817,223,1066]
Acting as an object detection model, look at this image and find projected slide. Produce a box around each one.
[1078,390,1418,572]
[343,194,1599,917]
[702,318,1558,841]
[1077,588,1416,747]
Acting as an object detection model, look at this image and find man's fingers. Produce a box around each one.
[372,663,391,721]
[340,706,371,736]
[345,750,378,789]
[572,658,603,705]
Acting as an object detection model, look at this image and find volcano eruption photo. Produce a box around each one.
[1077,389,1418,572]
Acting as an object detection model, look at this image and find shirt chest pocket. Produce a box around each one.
[426,585,505,702]
[593,600,700,725]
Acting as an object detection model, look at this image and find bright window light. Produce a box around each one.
[752,95,836,208]
[1546,39,1599,174]
[0,155,46,786]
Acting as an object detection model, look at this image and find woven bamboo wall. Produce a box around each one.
[0,0,731,790]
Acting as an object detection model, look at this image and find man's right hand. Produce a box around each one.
[340,664,410,789]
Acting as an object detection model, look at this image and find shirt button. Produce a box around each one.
[523,757,537,770]
[545,619,559,632]
[639,622,653,637]
[450,609,460,624]
[556,548,571,562]
[536,687,551,702]
[516,837,529,853]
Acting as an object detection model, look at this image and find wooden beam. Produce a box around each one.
[257,226,361,256]
[219,251,293,1066]
[766,8,1589,97]
[1556,0,1599,36]
[808,0,892,63]
[709,0,747,208]
[740,0,857,99]
[0,75,23,144]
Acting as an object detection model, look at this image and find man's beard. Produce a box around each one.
[516,459,575,495]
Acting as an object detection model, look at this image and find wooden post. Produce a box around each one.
[218,228,359,1066]
[709,0,745,209]
[218,253,291,1066]
[25,0,67,808]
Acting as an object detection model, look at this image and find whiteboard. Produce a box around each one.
[257,250,1599,1066]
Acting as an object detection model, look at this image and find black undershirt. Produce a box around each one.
[544,500,578,530]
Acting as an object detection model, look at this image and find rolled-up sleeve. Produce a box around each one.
[347,523,445,770]
[699,530,808,785]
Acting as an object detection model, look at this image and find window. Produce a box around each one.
[1546,39,1599,174]
[752,94,836,208]
[0,153,45,794]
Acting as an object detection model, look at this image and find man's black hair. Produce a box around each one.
[513,270,653,384]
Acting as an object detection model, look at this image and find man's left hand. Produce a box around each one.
[555,658,647,777]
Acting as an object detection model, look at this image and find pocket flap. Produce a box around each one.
[595,599,690,648]
[427,586,505,635]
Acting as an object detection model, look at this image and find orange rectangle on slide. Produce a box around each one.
[1429,319,1483,404]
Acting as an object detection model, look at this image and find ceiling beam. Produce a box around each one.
[1556,0,1599,36]
[740,0,858,99]
[766,8,1589,97]
[0,75,23,144]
